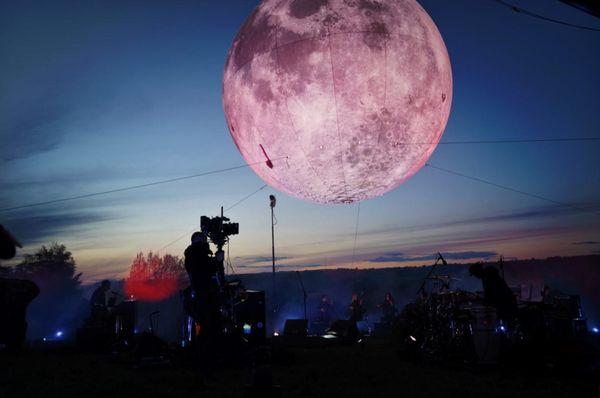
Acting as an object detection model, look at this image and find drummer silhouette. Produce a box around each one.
[469,263,517,324]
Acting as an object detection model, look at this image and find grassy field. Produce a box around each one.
[1,341,598,398]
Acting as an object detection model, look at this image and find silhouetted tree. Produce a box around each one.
[129,252,149,280]
[159,253,187,280]
[12,243,85,339]
[125,252,186,301]
[127,251,186,282]
[15,243,81,293]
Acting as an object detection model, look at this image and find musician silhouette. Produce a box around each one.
[349,293,366,323]
[469,263,517,323]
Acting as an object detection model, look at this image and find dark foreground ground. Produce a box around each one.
[1,341,598,398]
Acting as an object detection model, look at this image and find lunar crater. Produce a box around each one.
[290,0,329,19]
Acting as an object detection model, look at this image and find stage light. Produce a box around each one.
[592,327,599,333]
[243,323,252,335]
[55,330,63,338]
[409,335,417,342]
[273,331,280,337]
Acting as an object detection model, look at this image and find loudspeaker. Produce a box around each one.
[326,319,359,341]
[283,319,308,338]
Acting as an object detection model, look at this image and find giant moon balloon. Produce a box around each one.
[223,0,452,204]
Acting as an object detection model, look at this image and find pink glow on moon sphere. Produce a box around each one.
[222,0,452,204]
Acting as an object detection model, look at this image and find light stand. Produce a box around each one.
[270,195,277,312]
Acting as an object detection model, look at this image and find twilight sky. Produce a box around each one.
[1,0,599,282]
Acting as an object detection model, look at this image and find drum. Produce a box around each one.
[466,305,501,364]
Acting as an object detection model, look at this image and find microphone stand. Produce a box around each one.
[149,311,160,334]
[416,252,447,296]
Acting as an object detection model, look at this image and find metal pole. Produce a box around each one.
[269,195,277,312]
[271,202,276,310]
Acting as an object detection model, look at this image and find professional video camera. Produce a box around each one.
[200,214,239,249]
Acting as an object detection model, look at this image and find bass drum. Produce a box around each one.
[465,304,502,364]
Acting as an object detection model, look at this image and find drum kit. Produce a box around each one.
[398,274,506,364]
[398,264,592,366]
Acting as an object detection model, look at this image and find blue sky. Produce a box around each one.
[1,0,599,282]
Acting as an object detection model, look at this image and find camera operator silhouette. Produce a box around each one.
[184,232,214,298]
[184,231,220,374]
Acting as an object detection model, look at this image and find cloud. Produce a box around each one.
[346,223,586,267]
[277,263,322,269]
[0,53,156,165]
[239,221,591,275]
[572,241,600,245]
[0,167,120,190]
[382,251,404,256]
[2,210,113,245]
[354,205,596,239]
[78,256,132,283]
[235,255,291,263]
[235,262,322,270]
[370,250,498,263]
[369,252,411,263]
[0,94,69,163]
